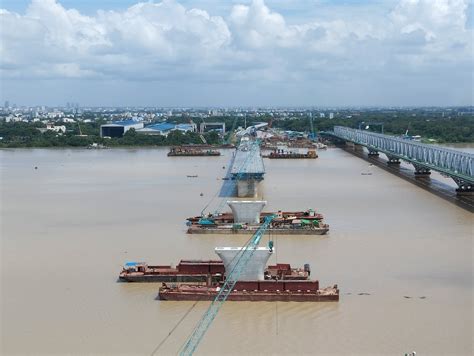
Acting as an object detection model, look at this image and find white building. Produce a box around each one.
[46,123,66,133]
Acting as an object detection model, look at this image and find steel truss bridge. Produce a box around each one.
[328,126,474,193]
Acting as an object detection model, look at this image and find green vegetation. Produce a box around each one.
[0,121,221,148]
[0,112,472,148]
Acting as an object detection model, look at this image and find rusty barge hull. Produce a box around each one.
[119,274,217,283]
[159,291,338,302]
[167,152,221,156]
[187,227,329,235]
[120,262,310,282]
[159,282,339,302]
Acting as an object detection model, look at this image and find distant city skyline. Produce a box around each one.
[1,0,473,107]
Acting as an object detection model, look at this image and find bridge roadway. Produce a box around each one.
[229,138,265,197]
[328,126,474,195]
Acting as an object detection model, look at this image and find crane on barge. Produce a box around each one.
[179,214,276,356]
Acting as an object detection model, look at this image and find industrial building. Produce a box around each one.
[100,120,144,138]
[199,122,225,134]
[136,122,196,136]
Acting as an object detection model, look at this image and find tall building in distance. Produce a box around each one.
[4,100,9,109]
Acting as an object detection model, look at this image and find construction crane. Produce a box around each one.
[308,113,316,141]
[179,214,276,356]
[225,117,239,145]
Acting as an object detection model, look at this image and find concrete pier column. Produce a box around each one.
[227,201,266,224]
[386,154,401,165]
[413,163,431,178]
[215,247,272,281]
[236,179,258,197]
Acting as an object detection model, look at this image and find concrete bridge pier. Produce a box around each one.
[386,154,401,165]
[452,177,473,196]
[236,179,258,198]
[413,164,431,178]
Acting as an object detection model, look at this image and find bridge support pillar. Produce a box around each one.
[413,164,431,178]
[368,149,379,156]
[386,154,401,165]
[452,178,473,196]
[236,179,258,198]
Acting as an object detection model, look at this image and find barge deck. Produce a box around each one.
[158,282,339,302]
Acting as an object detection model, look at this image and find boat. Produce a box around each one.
[168,146,221,156]
[264,149,318,159]
[119,260,224,282]
[158,283,339,302]
[119,260,309,283]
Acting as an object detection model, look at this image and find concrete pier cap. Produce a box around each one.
[227,200,267,224]
[215,247,273,281]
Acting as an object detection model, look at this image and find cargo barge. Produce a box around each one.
[119,260,224,282]
[187,202,329,235]
[157,246,339,302]
[158,283,339,302]
[168,146,221,156]
[264,149,318,159]
[119,260,309,283]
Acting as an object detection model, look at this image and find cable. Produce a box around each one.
[151,300,200,356]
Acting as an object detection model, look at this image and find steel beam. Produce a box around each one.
[331,126,474,185]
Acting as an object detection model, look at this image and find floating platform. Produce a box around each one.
[264,149,318,159]
[119,260,224,283]
[168,146,220,156]
[119,261,309,283]
[158,282,339,302]
[187,207,329,235]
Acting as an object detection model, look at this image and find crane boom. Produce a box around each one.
[179,214,276,356]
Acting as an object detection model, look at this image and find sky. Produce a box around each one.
[0,0,473,107]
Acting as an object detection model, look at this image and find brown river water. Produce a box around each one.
[1,147,472,355]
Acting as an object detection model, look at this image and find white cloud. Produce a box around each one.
[0,0,472,105]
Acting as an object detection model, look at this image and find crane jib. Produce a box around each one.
[179,214,276,356]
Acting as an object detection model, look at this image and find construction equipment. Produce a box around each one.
[308,113,316,141]
[225,117,239,145]
[179,214,276,356]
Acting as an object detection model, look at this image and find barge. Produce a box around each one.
[158,246,339,302]
[187,202,329,235]
[158,283,339,302]
[264,149,318,159]
[119,260,224,282]
[168,146,221,157]
[119,260,309,283]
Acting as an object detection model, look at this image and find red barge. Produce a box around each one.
[119,260,310,283]
[159,281,339,302]
[156,246,339,302]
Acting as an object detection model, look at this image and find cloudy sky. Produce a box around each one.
[0,0,473,107]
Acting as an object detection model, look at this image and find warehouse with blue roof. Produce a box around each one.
[136,122,196,136]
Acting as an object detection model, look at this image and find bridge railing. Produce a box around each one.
[333,126,474,181]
